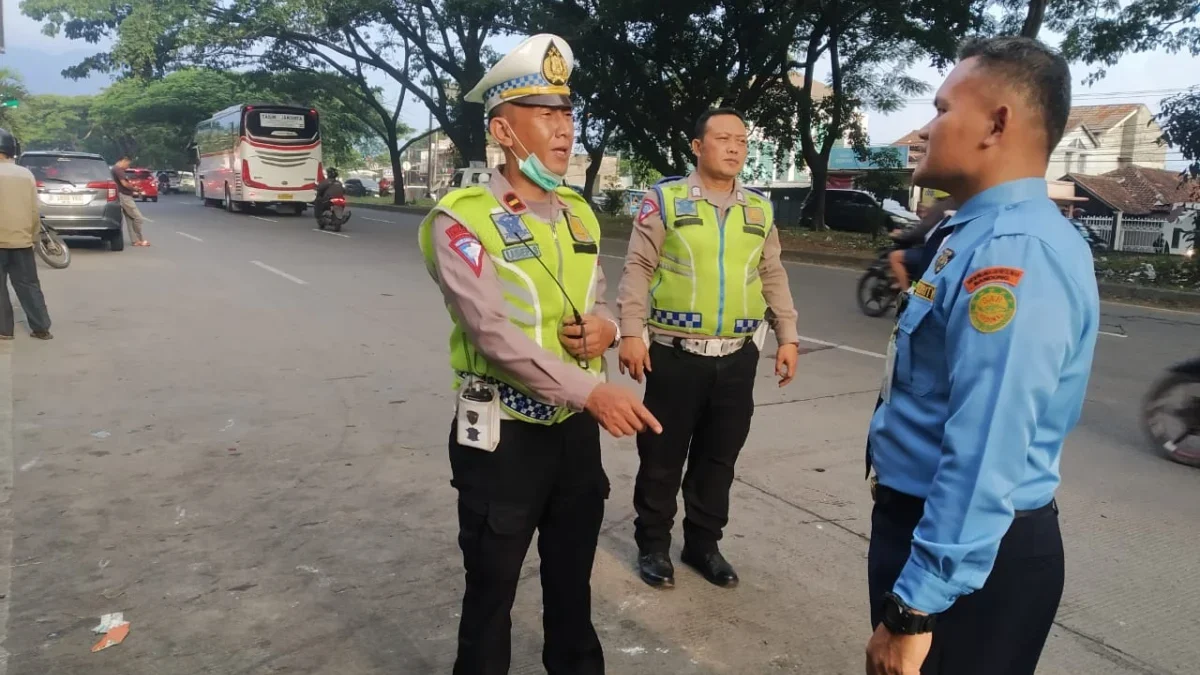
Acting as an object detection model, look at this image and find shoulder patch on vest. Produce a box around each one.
[637,197,660,223]
[447,224,484,277]
[567,213,595,244]
[744,205,766,226]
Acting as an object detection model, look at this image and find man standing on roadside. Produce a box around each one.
[617,108,800,590]
[864,37,1098,675]
[418,34,661,675]
[0,127,53,341]
[112,155,149,247]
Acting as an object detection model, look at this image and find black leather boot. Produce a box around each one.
[637,551,675,589]
[681,547,738,588]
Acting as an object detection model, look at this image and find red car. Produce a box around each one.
[127,168,159,202]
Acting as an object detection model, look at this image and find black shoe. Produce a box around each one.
[681,547,739,588]
[637,551,675,589]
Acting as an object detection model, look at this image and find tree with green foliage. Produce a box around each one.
[853,147,909,238]
[0,69,30,133]
[1159,87,1200,180]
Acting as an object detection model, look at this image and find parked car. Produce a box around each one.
[344,177,380,197]
[127,168,159,202]
[17,150,126,251]
[801,189,919,234]
[433,167,491,200]
[179,171,196,191]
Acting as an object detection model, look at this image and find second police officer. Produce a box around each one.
[617,107,800,589]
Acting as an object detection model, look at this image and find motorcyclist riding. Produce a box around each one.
[887,196,955,290]
[314,168,344,220]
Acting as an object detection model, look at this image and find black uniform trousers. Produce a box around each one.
[867,486,1065,675]
[1,247,52,336]
[633,340,757,555]
[450,412,609,675]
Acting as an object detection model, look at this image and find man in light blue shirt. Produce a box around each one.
[863,37,1099,675]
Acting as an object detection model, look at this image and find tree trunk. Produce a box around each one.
[444,104,487,167]
[809,163,828,231]
[1021,0,1049,37]
[387,131,406,205]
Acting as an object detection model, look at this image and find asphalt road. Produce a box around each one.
[1,194,1197,675]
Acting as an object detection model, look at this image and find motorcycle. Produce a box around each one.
[857,245,922,318]
[316,196,351,232]
[34,218,71,269]
[1142,357,1200,467]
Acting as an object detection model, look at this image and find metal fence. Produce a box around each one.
[1079,214,1178,254]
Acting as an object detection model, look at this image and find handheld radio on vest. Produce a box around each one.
[515,221,589,370]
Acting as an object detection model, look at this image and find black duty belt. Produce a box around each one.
[873,483,1058,519]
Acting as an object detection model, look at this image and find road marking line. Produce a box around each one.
[359,216,394,224]
[250,216,278,223]
[176,231,204,243]
[0,340,14,675]
[313,229,350,238]
[250,260,308,285]
[796,334,886,359]
[1099,330,1128,339]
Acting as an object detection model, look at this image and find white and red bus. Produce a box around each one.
[192,104,324,214]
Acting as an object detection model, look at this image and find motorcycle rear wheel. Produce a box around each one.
[857,269,894,317]
[35,228,71,269]
[1141,373,1200,467]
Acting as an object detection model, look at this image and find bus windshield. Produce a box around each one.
[244,107,319,144]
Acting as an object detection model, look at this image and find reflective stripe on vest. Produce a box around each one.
[648,181,772,337]
[418,186,603,424]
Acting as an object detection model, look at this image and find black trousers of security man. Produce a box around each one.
[868,486,1065,675]
[633,341,757,555]
[1,248,52,336]
[450,413,608,675]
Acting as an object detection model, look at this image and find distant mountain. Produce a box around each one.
[1,46,113,96]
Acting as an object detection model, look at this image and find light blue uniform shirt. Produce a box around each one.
[868,178,1100,614]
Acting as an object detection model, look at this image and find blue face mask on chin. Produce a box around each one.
[502,121,566,192]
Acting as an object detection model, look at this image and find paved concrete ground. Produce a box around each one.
[1,195,1197,674]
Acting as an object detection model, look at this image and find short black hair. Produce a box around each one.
[694,107,746,141]
[957,36,1071,156]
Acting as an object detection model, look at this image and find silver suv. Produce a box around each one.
[19,151,126,251]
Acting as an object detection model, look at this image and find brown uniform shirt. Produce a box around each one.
[429,170,615,412]
[617,172,799,344]
[0,159,41,249]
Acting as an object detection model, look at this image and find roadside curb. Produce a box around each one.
[353,202,1200,311]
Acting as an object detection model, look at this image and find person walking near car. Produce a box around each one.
[417,34,661,675]
[863,36,1099,675]
[887,197,955,291]
[112,154,149,246]
[616,107,800,590]
[0,127,53,341]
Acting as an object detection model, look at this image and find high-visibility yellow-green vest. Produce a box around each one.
[418,185,603,424]
[648,178,773,337]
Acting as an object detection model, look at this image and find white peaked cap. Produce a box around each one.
[465,34,575,113]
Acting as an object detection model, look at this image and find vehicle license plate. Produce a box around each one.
[42,193,90,206]
[278,194,294,200]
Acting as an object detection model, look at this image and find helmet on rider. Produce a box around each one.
[0,127,19,159]
[326,167,340,181]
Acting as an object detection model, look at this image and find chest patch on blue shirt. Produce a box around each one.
[934,247,955,273]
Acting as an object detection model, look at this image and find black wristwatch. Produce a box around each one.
[881,592,937,635]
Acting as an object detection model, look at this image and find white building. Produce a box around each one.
[1045,103,1166,179]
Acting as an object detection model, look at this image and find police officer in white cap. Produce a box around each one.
[418,34,661,675]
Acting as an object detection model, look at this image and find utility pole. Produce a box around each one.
[426,84,435,198]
